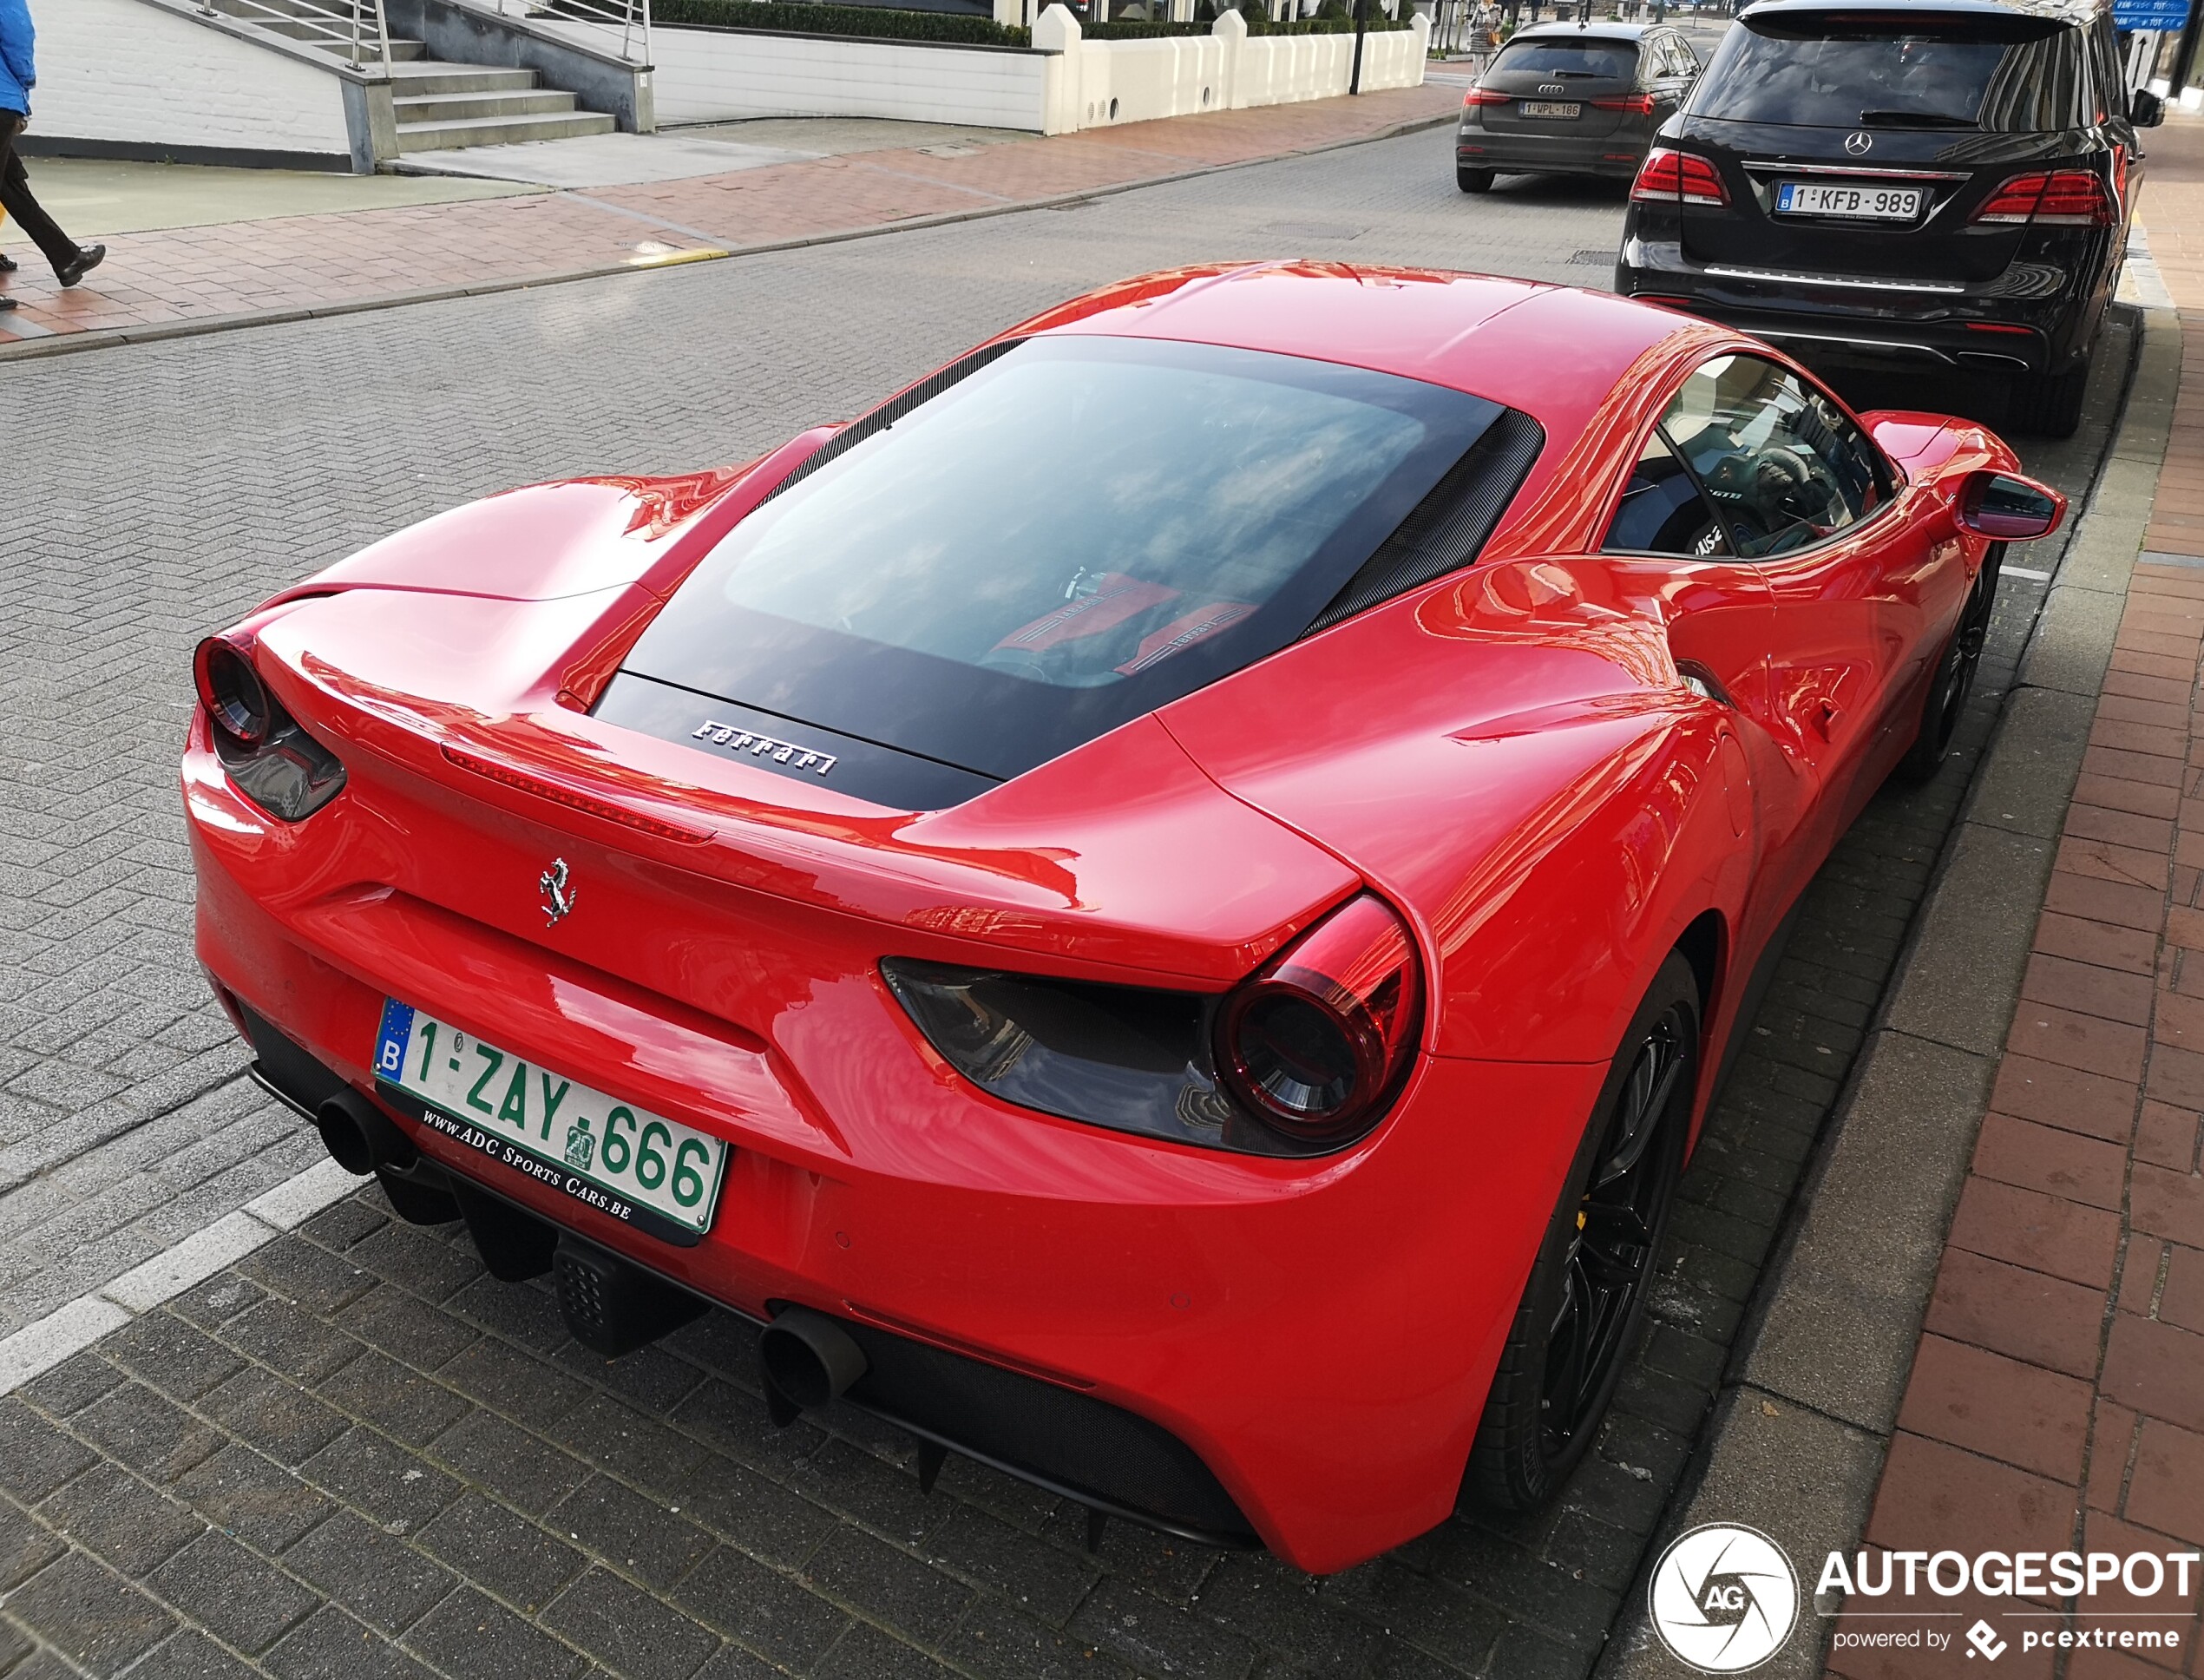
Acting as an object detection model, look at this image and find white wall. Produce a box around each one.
[640,26,1049,128]
[35,0,355,160]
[648,8,1424,136]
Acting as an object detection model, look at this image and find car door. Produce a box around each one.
[1663,353,1967,848]
[1591,418,1814,957]
[1648,33,1696,123]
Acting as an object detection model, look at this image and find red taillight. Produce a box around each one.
[1971,169,2114,226]
[194,633,274,745]
[1216,895,1422,1142]
[1593,93,1656,113]
[1463,88,1511,105]
[1630,147,1728,207]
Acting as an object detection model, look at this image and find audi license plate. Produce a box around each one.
[372,1000,729,1240]
[1774,180,1926,220]
[1520,101,1581,118]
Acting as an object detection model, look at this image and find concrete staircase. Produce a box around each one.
[208,0,618,152]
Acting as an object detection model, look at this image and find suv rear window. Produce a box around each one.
[1689,10,2088,132]
[1490,36,1641,78]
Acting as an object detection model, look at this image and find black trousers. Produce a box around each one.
[0,112,82,276]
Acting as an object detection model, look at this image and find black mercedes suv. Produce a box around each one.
[1614,0,2162,436]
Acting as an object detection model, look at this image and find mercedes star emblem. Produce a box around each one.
[1844,131,1873,154]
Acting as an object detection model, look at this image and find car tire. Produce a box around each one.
[1894,545,2003,786]
[1458,167,1497,194]
[1461,952,1698,1513]
[2009,361,2088,439]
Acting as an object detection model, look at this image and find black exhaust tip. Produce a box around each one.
[554,1236,705,1359]
[316,1091,418,1176]
[760,1307,869,1422]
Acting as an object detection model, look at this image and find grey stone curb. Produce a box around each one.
[1597,300,2186,1680]
[0,109,1456,367]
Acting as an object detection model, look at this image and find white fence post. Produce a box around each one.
[1211,3,1244,108]
[1034,3,1084,131]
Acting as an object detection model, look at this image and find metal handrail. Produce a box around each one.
[491,0,653,64]
[198,0,394,75]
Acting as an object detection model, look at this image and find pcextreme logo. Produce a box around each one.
[1649,1525,1801,1673]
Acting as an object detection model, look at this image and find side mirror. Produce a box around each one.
[1955,469,2064,541]
[2132,89,2165,128]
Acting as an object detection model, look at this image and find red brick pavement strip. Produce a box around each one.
[1839,118,2204,1680]
[0,83,1458,358]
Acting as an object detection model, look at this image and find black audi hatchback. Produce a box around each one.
[1614,0,2161,436]
[1457,21,1703,193]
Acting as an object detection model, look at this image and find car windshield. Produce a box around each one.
[624,335,1523,780]
[1688,12,2086,131]
[1491,36,1640,76]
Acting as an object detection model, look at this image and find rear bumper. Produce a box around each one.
[186,734,1605,1573]
[1458,125,1646,178]
[1613,233,2109,374]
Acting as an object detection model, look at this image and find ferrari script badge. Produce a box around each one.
[539,857,578,928]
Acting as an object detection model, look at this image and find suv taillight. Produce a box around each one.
[1630,147,1728,207]
[1463,88,1511,105]
[1971,169,2115,226]
[1215,895,1422,1143]
[1593,93,1656,113]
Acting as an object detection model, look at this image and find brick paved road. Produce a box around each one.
[0,126,2135,1680]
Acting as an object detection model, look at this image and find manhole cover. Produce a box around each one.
[1571,247,1618,265]
[1255,220,1366,240]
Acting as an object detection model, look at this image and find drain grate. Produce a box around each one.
[1571,247,1619,266]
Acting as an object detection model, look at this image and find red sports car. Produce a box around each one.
[183,263,2062,1573]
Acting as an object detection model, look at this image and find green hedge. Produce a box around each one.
[652,0,1410,41]
[653,0,1030,45]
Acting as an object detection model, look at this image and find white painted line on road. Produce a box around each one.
[246,1158,361,1231]
[0,1156,362,1397]
[2004,565,2053,581]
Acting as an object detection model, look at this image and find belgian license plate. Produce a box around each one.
[1774,180,1925,220]
[372,1000,729,1239]
[1521,101,1581,118]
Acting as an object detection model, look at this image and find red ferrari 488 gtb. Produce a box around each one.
[184,263,2063,1573]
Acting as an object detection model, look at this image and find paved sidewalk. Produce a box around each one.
[0,86,1455,355]
[1839,118,2204,1678]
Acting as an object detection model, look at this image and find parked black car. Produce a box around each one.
[1614,0,2161,436]
[1456,21,1702,194]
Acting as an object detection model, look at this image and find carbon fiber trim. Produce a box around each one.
[1305,407,1547,633]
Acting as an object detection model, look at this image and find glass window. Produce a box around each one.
[1689,12,2088,133]
[626,336,1524,782]
[1603,431,1732,558]
[1661,356,1886,559]
[1490,36,1642,78]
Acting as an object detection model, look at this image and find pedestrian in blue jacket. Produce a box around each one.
[0,0,104,312]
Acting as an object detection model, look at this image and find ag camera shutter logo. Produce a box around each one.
[1649,1524,1801,1672]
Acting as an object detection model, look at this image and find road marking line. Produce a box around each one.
[2004,565,2052,581]
[0,1158,360,1396]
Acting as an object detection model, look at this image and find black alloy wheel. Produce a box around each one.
[1539,1004,1689,1458]
[1464,954,1697,1512]
[1894,546,2003,785]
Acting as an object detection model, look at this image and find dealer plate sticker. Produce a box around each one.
[373,1000,728,1237]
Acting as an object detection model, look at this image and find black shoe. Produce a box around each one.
[56,244,105,287]
[0,253,17,272]
[0,296,16,312]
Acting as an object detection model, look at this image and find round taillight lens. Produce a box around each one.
[1217,894,1422,1142]
[194,635,273,745]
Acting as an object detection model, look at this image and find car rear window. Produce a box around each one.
[1689,10,2088,132]
[622,336,1532,782]
[1491,36,1641,77]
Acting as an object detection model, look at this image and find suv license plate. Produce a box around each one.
[1521,101,1581,118]
[373,999,729,1240]
[1774,180,1926,220]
